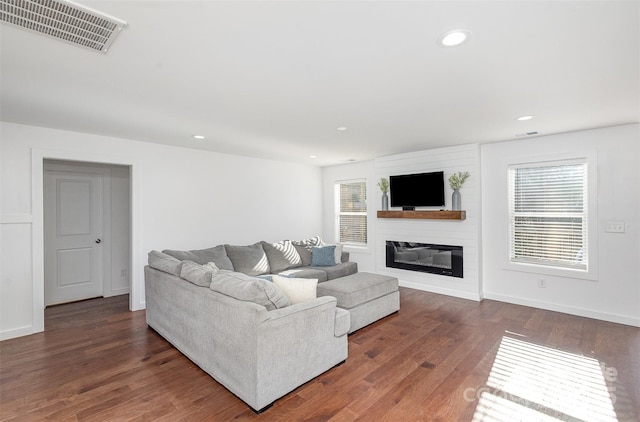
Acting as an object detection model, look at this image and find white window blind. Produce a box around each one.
[508,160,587,270]
[337,180,367,245]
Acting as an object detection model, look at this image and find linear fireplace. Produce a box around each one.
[386,241,463,278]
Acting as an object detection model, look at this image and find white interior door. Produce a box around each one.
[44,171,104,306]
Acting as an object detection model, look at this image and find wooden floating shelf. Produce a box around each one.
[377,210,466,220]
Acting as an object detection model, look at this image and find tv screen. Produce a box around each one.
[390,171,445,209]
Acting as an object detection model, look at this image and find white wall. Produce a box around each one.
[481,124,640,326]
[4,122,636,339]
[0,122,322,340]
[322,144,482,300]
[322,124,639,326]
[374,145,482,300]
[110,165,131,296]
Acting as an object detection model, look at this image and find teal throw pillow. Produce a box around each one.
[311,245,336,267]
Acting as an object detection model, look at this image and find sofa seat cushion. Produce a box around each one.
[163,245,234,270]
[209,270,289,310]
[317,272,398,310]
[276,262,357,282]
[261,240,302,273]
[318,262,358,281]
[277,267,328,283]
[225,242,271,276]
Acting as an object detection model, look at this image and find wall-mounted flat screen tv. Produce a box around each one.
[390,171,445,209]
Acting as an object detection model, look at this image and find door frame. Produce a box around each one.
[32,148,141,333]
[43,162,112,305]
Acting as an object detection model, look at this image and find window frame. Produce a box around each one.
[335,179,368,247]
[504,154,598,281]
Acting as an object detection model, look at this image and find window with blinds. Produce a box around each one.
[508,160,587,270]
[337,180,367,245]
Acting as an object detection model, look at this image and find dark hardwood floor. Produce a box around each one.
[1,288,638,421]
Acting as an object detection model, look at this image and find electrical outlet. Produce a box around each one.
[605,222,625,233]
[538,279,546,288]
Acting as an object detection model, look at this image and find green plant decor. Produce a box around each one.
[448,172,470,190]
[377,178,389,193]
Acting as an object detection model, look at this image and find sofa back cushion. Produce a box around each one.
[163,245,234,270]
[209,270,289,310]
[148,250,183,276]
[261,240,302,273]
[225,242,271,276]
[291,236,323,266]
[180,260,218,287]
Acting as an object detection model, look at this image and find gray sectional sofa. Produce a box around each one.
[144,236,399,412]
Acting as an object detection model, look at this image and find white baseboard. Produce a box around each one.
[484,292,640,327]
[104,287,130,298]
[0,325,35,341]
[132,300,145,311]
[399,279,482,302]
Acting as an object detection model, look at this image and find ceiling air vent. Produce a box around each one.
[0,0,127,53]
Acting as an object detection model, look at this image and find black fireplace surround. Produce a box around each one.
[386,241,463,278]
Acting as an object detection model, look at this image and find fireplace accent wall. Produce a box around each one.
[386,241,463,278]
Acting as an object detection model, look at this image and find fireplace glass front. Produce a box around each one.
[386,241,463,278]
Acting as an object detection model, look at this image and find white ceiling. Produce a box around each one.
[1,1,638,167]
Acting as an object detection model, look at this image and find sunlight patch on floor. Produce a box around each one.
[470,335,618,422]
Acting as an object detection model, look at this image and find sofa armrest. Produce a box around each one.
[263,296,349,337]
[253,295,348,409]
[265,295,337,321]
[260,296,346,337]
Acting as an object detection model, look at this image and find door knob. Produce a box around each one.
[95,239,102,244]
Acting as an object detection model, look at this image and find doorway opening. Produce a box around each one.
[43,160,131,309]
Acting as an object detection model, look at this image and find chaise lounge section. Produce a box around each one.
[318,272,400,333]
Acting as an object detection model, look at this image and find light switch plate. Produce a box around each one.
[605,222,625,233]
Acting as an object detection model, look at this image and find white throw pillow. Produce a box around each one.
[272,275,318,305]
[333,244,343,264]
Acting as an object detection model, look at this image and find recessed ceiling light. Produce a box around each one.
[439,29,471,47]
[336,126,348,131]
[309,155,317,159]
[517,115,534,121]
[193,135,205,139]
